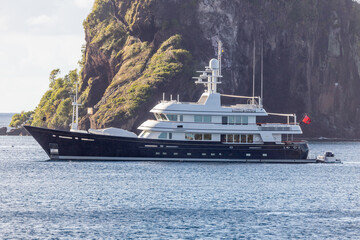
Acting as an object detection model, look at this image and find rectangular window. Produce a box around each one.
[195,133,203,140]
[202,153,206,156]
[180,115,183,121]
[174,152,178,156]
[246,153,251,157]
[241,135,247,143]
[222,116,228,125]
[203,115,211,123]
[160,114,167,121]
[221,134,226,142]
[227,134,233,142]
[169,133,172,139]
[235,116,242,125]
[203,134,212,140]
[187,153,192,156]
[194,115,202,122]
[161,133,167,139]
[247,135,253,143]
[242,116,248,125]
[229,116,235,125]
[234,134,240,143]
[158,132,167,139]
[185,133,194,140]
[167,114,177,121]
[262,153,268,157]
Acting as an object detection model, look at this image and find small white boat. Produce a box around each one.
[316,151,342,163]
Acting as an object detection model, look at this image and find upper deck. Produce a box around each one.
[151,92,268,117]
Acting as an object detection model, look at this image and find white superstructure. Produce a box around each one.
[138,42,302,145]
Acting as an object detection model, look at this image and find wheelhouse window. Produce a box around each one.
[156,113,168,121]
[167,114,177,121]
[164,114,184,122]
[158,132,167,139]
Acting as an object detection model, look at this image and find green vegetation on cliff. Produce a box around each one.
[9,111,34,128]
[30,69,79,130]
[93,34,192,127]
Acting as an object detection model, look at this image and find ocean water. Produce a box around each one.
[0,113,14,128]
[0,136,360,239]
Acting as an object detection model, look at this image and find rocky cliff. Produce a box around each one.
[77,0,360,138]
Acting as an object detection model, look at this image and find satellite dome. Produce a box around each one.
[209,59,219,69]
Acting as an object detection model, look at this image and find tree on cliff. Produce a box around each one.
[30,69,80,130]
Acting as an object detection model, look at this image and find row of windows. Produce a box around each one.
[194,115,212,123]
[158,132,173,139]
[157,132,254,143]
[222,116,248,125]
[155,113,249,125]
[185,133,212,141]
[155,113,184,122]
[221,134,253,143]
[154,152,268,157]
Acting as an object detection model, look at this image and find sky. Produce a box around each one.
[0,0,94,113]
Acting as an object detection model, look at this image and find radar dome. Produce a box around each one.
[209,59,219,69]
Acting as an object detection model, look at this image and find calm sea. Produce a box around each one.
[0,115,360,239]
[0,113,14,129]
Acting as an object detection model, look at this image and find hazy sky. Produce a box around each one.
[0,0,94,113]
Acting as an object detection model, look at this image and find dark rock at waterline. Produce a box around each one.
[0,127,7,135]
[6,127,30,136]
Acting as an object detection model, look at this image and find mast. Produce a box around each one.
[71,82,82,131]
[193,41,223,94]
[218,40,222,77]
[252,40,256,105]
[261,40,264,108]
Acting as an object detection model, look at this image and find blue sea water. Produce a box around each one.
[0,113,14,129]
[0,136,360,239]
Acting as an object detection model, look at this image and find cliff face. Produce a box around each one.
[78,0,360,138]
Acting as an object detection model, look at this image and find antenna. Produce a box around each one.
[261,39,264,107]
[252,40,256,104]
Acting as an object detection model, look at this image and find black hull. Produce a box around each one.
[24,126,311,163]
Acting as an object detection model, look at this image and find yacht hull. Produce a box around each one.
[25,126,310,163]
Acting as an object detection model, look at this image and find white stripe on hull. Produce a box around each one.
[54,155,317,163]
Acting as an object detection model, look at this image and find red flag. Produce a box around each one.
[302,114,311,124]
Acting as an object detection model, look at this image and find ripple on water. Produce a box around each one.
[0,137,359,239]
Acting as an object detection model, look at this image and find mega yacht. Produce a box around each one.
[25,42,312,163]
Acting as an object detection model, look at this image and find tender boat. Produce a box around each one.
[25,42,315,163]
[316,152,342,163]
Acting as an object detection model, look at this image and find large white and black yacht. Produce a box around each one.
[25,42,312,163]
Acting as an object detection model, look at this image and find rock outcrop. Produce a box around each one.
[6,127,30,136]
[0,127,6,136]
[76,0,360,138]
